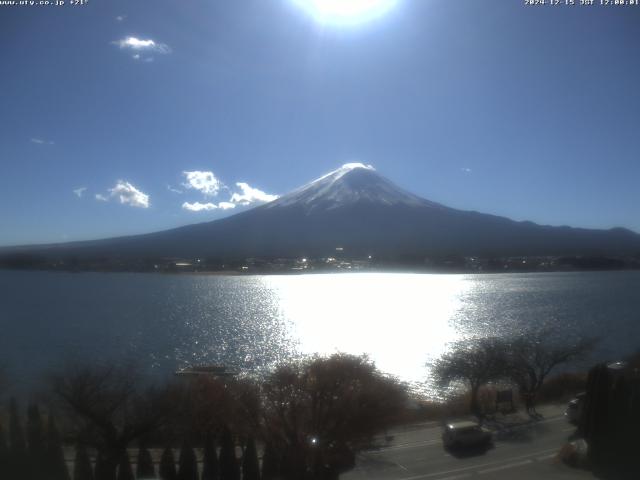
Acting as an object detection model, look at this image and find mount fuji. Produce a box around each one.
[4,163,640,261]
[264,163,441,212]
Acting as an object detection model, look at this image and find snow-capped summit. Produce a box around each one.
[265,163,444,213]
[339,162,374,171]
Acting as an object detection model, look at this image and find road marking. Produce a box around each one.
[371,439,441,452]
[398,470,474,480]
[535,453,556,462]
[478,459,532,474]
[393,447,559,480]
[439,474,471,480]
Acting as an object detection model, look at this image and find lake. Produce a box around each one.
[1,270,639,396]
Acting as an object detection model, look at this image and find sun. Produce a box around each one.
[292,0,398,25]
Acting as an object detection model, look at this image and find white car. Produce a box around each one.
[442,421,492,449]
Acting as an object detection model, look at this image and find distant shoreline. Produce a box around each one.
[2,265,639,276]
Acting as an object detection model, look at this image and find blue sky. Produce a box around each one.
[1,0,639,246]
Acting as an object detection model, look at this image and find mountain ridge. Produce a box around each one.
[2,164,640,262]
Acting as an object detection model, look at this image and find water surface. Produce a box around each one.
[1,270,638,395]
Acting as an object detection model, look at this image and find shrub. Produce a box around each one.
[116,451,134,480]
[46,414,70,480]
[9,397,27,478]
[201,433,219,480]
[159,447,178,480]
[73,444,94,480]
[219,426,239,480]
[241,437,259,480]
[0,420,10,476]
[27,404,46,476]
[260,442,279,480]
[136,442,155,479]
[178,442,198,480]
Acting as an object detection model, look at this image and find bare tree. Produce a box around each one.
[504,331,595,414]
[261,354,407,479]
[51,364,172,480]
[432,337,508,416]
[168,375,261,443]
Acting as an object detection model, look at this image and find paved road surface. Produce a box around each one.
[343,404,594,480]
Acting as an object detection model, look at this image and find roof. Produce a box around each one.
[174,365,237,377]
[446,421,481,430]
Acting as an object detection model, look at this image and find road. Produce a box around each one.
[343,404,594,480]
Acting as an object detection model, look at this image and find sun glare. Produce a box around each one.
[292,0,398,25]
[264,273,469,388]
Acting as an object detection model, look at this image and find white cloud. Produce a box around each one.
[230,182,278,205]
[181,200,237,212]
[182,170,223,197]
[179,171,276,212]
[114,36,171,54]
[99,180,150,208]
[30,138,54,145]
[167,184,183,194]
[116,15,126,22]
[182,201,217,212]
[109,180,150,208]
[73,187,87,198]
[461,167,472,174]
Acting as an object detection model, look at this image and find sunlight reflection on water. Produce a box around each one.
[263,273,470,389]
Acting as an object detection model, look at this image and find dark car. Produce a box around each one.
[442,421,492,449]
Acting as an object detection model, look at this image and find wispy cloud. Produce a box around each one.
[95,180,149,208]
[182,171,224,197]
[167,184,183,194]
[114,36,171,53]
[73,187,87,198]
[461,167,472,174]
[115,14,126,22]
[230,182,278,205]
[113,36,171,61]
[30,138,54,145]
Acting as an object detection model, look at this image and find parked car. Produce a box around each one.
[565,392,586,425]
[442,421,492,449]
